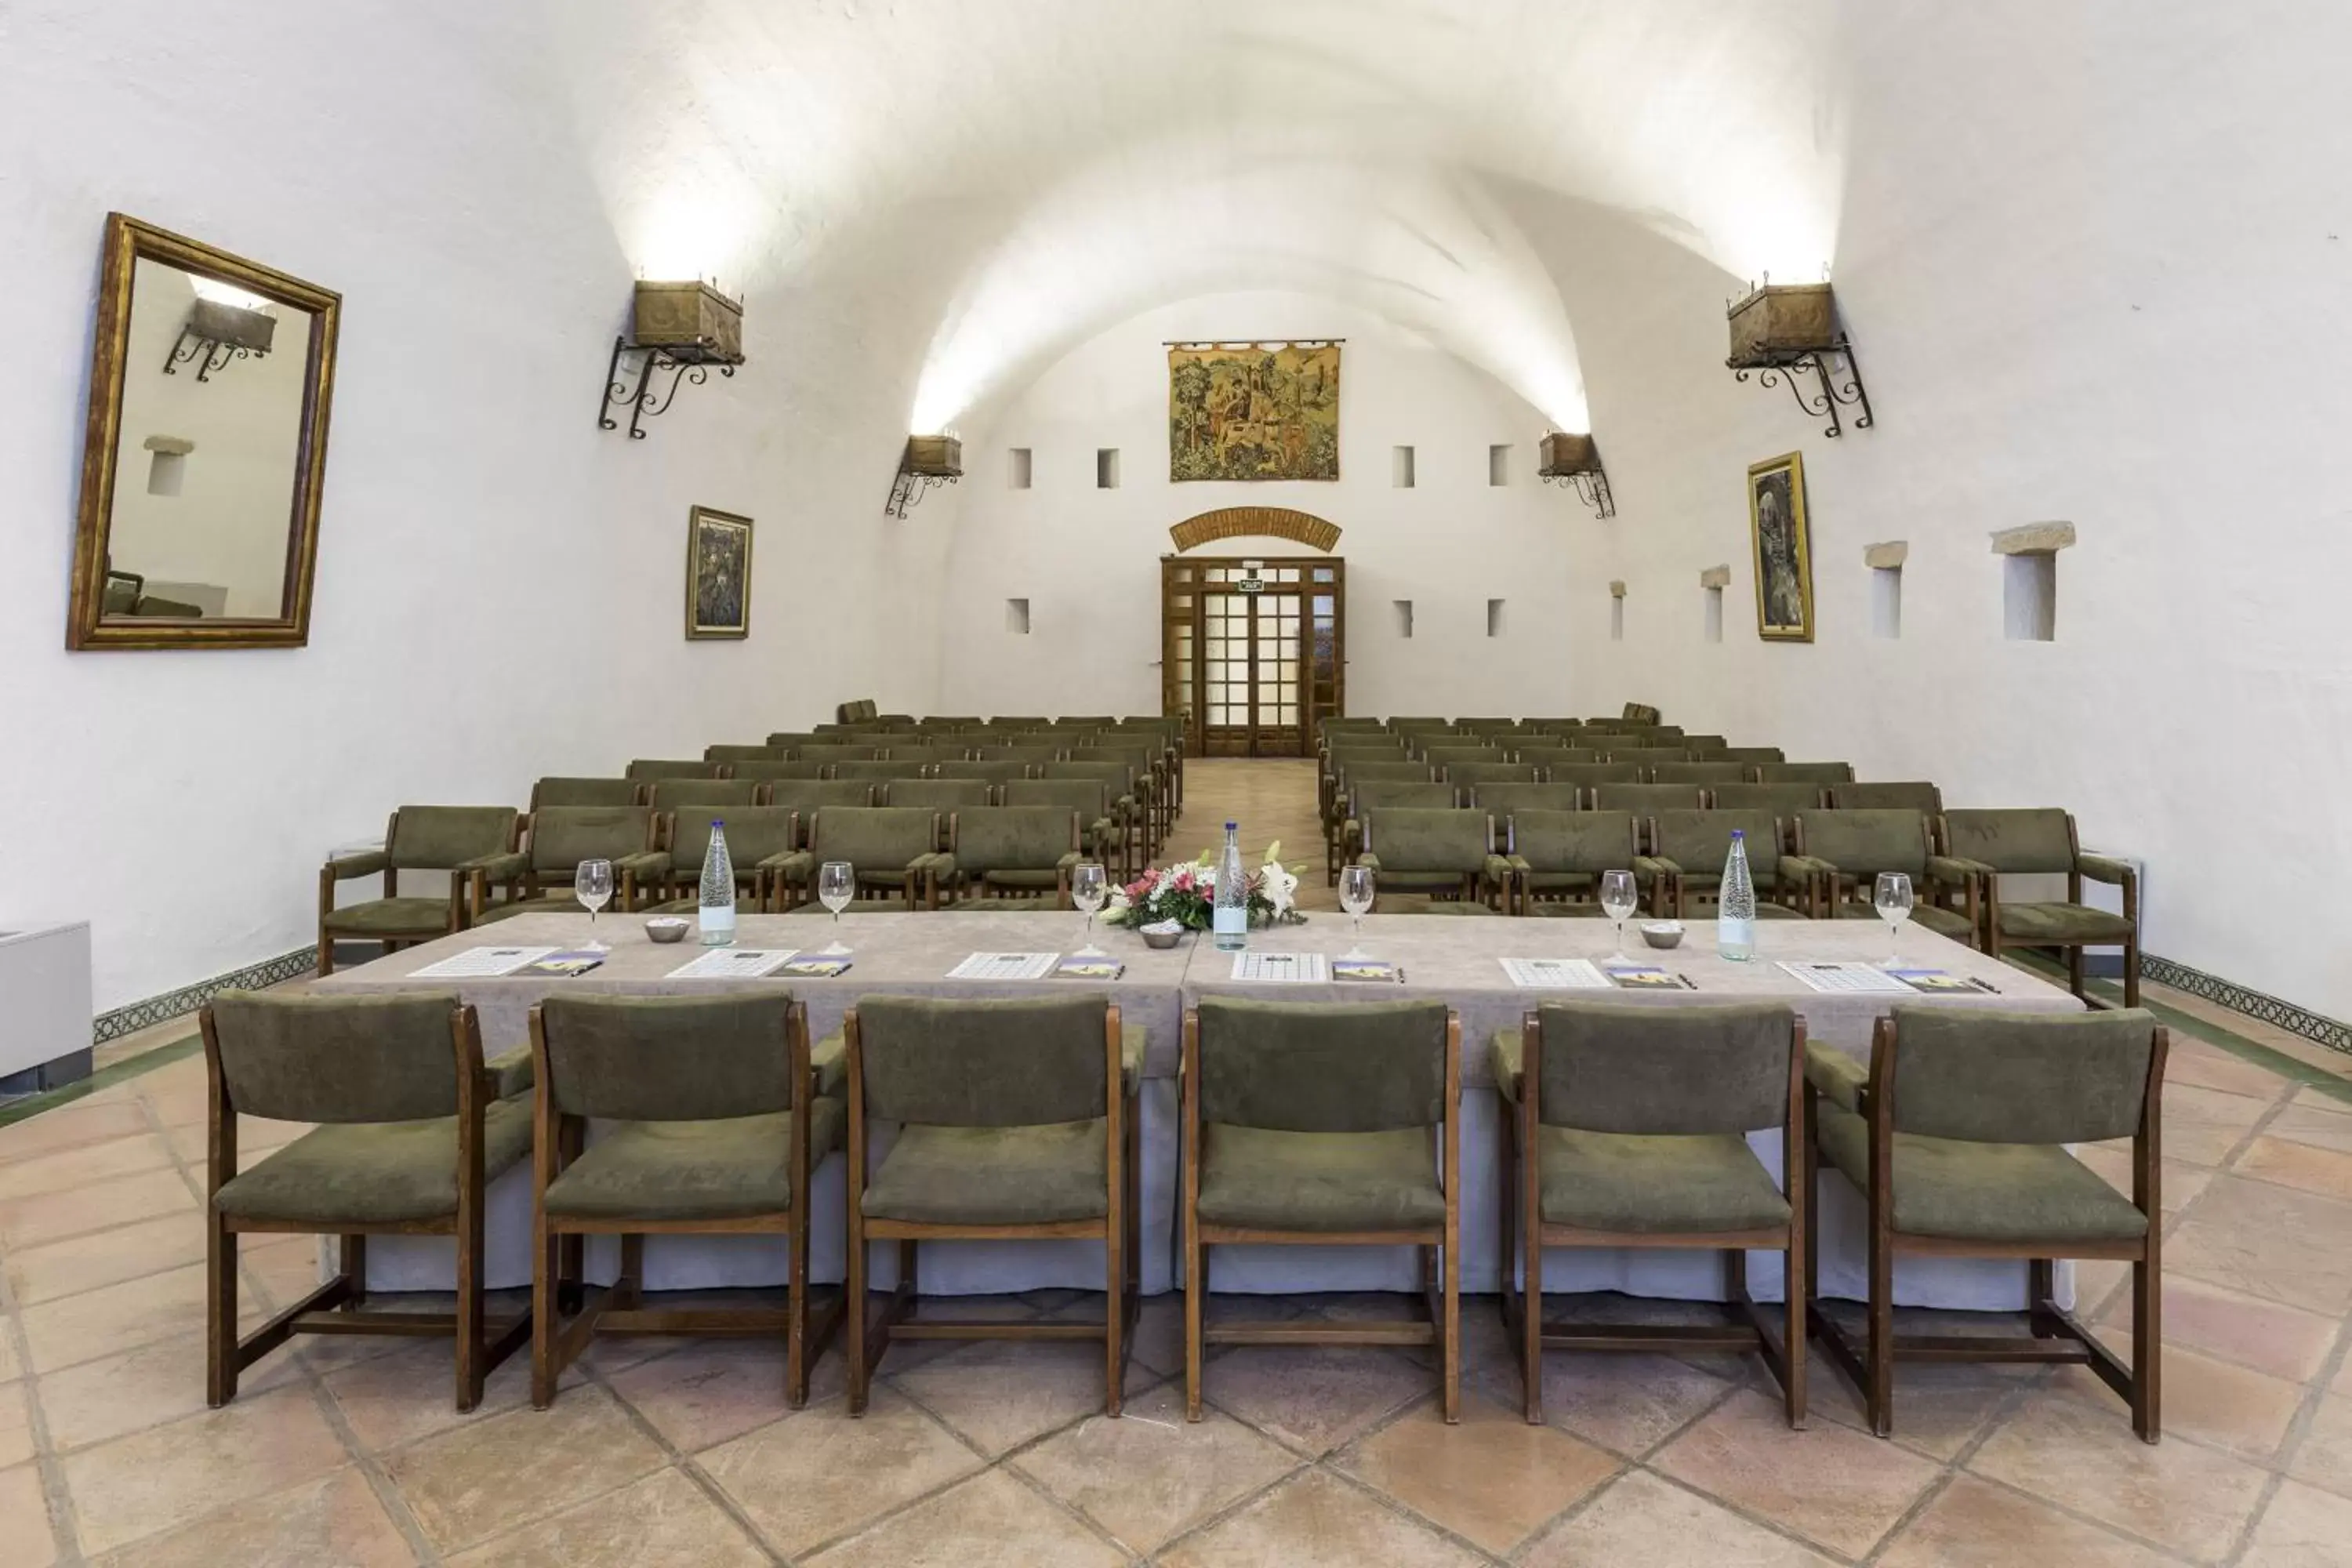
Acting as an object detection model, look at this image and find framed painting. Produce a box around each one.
[1168,342,1340,481]
[1747,452,1815,642]
[684,506,753,639]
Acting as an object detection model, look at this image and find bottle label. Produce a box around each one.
[1212,907,1247,937]
[1718,915,1755,956]
[700,903,737,935]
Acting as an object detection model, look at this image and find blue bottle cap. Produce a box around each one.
[1730,829,1744,838]
[711,818,724,826]
[1225,820,1238,829]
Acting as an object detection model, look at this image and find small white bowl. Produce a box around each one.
[1639,920,1686,950]
[644,916,691,945]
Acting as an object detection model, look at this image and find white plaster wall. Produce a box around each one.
[934,294,1580,723]
[0,1,949,1011]
[1522,2,2352,1020]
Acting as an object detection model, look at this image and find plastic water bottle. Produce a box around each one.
[699,820,737,946]
[1213,821,1249,952]
[1718,829,1756,961]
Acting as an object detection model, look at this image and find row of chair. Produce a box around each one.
[199,986,2165,1443]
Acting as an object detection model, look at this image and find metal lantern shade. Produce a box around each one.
[1726,282,1839,368]
[902,435,964,477]
[631,281,745,364]
[187,297,277,355]
[1538,432,1602,477]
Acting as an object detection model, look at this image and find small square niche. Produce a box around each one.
[1991,522,2071,643]
[1393,599,1414,639]
[1487,444,1510,486]
[1872,566,1903,638]
[1005,597,1031,635]
[1704,586,1724,643]
[1392,445,1416,488]
[1095,448,1120,489]
[1609,582,1626,642]
[1486,598,1506,637]
[1008,448,1033,489]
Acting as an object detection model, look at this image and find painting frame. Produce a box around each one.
[1746,451,1816,643]
[684,505,753,641]
[1167,341,1341,482]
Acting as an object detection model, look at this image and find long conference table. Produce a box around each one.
[314,909,2083,1312]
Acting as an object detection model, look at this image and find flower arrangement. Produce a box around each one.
[1105,840,1308,931]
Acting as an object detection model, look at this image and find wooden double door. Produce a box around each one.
[1160,556,1345,757]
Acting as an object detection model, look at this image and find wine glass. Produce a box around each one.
[1875,872,1915,966]
[1599,869,1639,963]
[574,858,614,951]
[1338,865,1375,959]
[817,860,855,953]
[1071,861,1109,955]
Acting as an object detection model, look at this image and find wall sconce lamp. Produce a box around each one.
[1726,279,1873,437]
[597,280,744,439]
[1538,432,1615,517]
[165,293,275,383]
[886,434,963,517]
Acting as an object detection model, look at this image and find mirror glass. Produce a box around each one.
[70,215,338,651]
[102,260,315,620]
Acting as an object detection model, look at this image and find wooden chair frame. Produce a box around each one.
[1804,1016,2166,1441]
[1973,812,2143,1009]
[527,999,841,1408]
[201,1000,529,1411]
[1498,1010,1806,1426]
[1181,1007,1465,1425]
[844,1003,1139,1417]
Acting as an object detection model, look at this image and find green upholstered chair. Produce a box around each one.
[1319,746,1417,839]
[1784,810,1980,943]
[647,806,801,914]
[646,779,765,813]
[827,760,921,784]
[847,994,1139,1415]
[1523,719,1588,737]
[728,759,829,783]
[1829,781,1945,815]
[625,758,726,782]
[1387,716,1453,734]
[1444,760,1538,798]
[1421,743,1501,771]
[924,716,983,729]
[978,743,1064,768]
[317,807,521,975]
[1004,778,1125,877]
[1650,761,1749,786]
[772,806,948,910]
[477,806,663,922]
[932,759,1034,788]
[706,743,786,764]
[1719,746,1786,765]
[1753,761,1855,785]
[1468,783,1584,838]
[760,779,877,847]
[1604,746,1692,769]
[988,715,1049,730]
[942,806,1083,906]
[530,777,641,811]
[1644,724,1685,742]
[1804,1007,2166,1440]
[1621,702,1662,724]
[837,698,880,723]
[1335,779,1458,880]
[1707,782,1827,816]
[1679,734,1730,756]
[1584,782,1708,820]
[1042,760,1150,866]
[1182,997,1462,1423]
[881,745,972,769]
[1069,745,1169,848]
[882,779,993,847]
[1357,807,1503,910]
[1498,809,1641,917]
[764,731,823,750]
[1943,808,2141,1006]
[1454,717,1520,734]
[1493,1001,1805,1426]
[528,993,842,1408]
[1054,714,1117,727]
[200,990,533,1410]
[1548,762,1639,792]
[1648,809,1808,920]
[798,742,887,768]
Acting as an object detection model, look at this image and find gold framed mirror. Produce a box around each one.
[67,214,340,650]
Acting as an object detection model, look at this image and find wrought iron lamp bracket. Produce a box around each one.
[163,328,260,383]
[597,337,739,440]
[885,469,958,518]
[1542,467,1616,518]
[1730,336,1875,438]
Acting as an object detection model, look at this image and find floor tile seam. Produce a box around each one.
[1132,1443,1312,1563]
[2210,1091,2310,1180]
[1297,1456,1520,1566]
[2220,1305,2352,1566]
[1187,1348,1433,1463]
[1915,1465,2211,1568]
[1615,1457,1882,1567]
[0,1258,85,1567]
[0,1143,187,1206]
[2024,1372,2313,1476]
[569,1356,789,1568]
[988,1452,1158,1563]
[730,1408,998,1564]
[880,1357,1176,1472]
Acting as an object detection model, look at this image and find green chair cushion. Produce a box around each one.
[213,1099,534,1225]
[1814,1103,2149,1243]
[1997,902,2135,945]
[322,897,456,935]
[862,1119,1109,1225]
[1195,1123,1443,1232]
[542,1102,844,1221]
[1535,1127,1789,1234]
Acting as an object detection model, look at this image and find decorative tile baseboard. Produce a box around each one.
[92,946,319,1045]
[2144,953,2351,1056]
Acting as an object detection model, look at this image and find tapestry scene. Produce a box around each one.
[1167,342,1340,481]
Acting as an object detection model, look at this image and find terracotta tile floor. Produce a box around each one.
[2,759,2349,1563]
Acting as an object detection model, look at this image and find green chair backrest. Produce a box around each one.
[1195,996,1450,1132]
[1830,781,1944,815]
[933,760,1033,785]
[1719,746,1785,764]
[208,990,464,1123]
[884,779,993,813]
[1942,808,2078,875]
[1533,1000,1792,1134]
[829,760,923,782]
[1512,746,1602,770]
[1420,744,1500,768]
[1648,761,1748,785]
[807,807,940,870]
[705,744,785,763]
[1585,783,1708,815]
[728,760,829,782]
[1004,778,1112,822]
[1445,761,1538,791]
[1792,809,1931,879]
[1548,762,1639,788]
[528,805,654,873]
[1605,747,1691,768]
[1755,761,1855,785]
[1708,782,1827,815]
[797,743,887,765]
[1468,782,1581,818]
[1678,734,1729,755]
[1335,760,1436,793]
[1507,809,1637,870]
[667,806,798,873]
[951,805,1080,873]
[540,993,800,1120]
[765,780,877,842]
[855,994,1109,1126]
[1361,807,1491,872]
[1040,760,1138,799]
[626,758,724,782]
[1886,1007,2156,1144]
[648,779,764,811]
[532,777,640,811]
[1650,809,1784,881]
[979,744,1062,764]
[1348,780,1457,818]
[387,807,517,869]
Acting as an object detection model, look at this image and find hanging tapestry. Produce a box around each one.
[1167,342,1340,481]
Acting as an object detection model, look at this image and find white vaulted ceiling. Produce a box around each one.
[554,0,1848,431]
